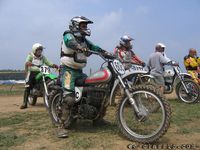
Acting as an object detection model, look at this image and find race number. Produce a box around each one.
[131,65,145,71]
[40,66,50,75]
[113,59,125,75]
[75,87,83,102]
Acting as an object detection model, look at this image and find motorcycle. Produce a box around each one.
[158,61,200,103]
[28,65,57,108]
[48,50,171,143]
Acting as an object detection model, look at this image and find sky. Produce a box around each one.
[0,0,200,73]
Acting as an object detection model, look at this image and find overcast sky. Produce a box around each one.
[1,0,200,73]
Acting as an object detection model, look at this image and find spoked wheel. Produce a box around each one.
[49,91,62,126]
[28,95,37,106]
[48,91,75,129]
[176,79,200,104]
[116,85,171,143]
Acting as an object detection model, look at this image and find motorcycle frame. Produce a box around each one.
[73,52,144,115]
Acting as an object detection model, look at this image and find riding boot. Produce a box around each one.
[61,93,75,129]
[20,88,30,109]
[57,124,69,138]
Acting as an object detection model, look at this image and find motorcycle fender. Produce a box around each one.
[75,87,83,102]
[140,74,155,79]
[122,69,148,79]
[45,73,57,80]
[179,73,192,79]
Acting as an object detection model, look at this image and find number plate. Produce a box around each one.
[40,66,50,74]
[131,64,145,71]
[113,60,125,75]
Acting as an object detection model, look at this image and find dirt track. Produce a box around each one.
[0,95,45,113]
[1,95,200,150]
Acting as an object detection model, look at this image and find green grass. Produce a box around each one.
[0,130,25,150]
[170,100,200,125]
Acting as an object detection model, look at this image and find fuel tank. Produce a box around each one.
[85,67,112,84]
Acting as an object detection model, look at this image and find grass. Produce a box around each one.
[0,99,200,149]
[0,84,24,96]
[166,99,200,139]
[0,130,25,150]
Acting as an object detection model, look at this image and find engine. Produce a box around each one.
[79,86,107,120]
[30,83,43,96]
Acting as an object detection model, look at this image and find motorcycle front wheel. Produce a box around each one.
[175,78,200,103]
[116,85,171,143]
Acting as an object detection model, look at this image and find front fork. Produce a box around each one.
[118,75,140,113]
[178,75,189,94]
[42,76,49,96]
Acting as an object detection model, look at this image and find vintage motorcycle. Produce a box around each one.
[48,50,171,143]
[161,61,200,103]
[28,65,57,108]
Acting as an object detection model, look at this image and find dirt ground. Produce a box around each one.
[0,95,200,150]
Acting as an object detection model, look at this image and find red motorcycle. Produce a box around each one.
[48,50,171,143]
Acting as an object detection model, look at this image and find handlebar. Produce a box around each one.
[87,50,116,60]
[165,60,179,67]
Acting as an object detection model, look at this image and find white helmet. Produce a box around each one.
[32,43,44,53]
[156,42,166,48]
[69,16,93,36]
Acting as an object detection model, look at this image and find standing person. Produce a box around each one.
[147,43,174,94]
[184,48,200,84]
[114,35,145,69]
[58,16,109,138]
[20,43,58,109]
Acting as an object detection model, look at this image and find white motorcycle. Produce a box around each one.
[162,61,200,103]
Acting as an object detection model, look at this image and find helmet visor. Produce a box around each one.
[79,23,91,36]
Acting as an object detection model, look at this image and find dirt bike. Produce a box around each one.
[48,50,171,143]
[157,61,200,103]
[28,65,57,108]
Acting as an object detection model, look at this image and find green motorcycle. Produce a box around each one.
[28,65,57,108]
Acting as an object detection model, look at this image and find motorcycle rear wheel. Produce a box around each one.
[48,91,75,129]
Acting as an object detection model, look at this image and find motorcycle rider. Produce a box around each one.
[147,43,176,94]
[58,16,110,138]
[114,35,145,69]
[20,43,58,109]
[184,48,200,84]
